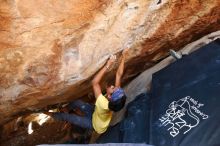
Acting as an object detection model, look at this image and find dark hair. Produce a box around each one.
[108,95,126,112]
[105,80,115,88]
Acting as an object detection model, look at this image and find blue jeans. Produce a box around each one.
[52,100,94,129]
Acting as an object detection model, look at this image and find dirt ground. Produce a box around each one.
[0,114,91,146]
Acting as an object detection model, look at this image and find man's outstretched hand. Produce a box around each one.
[122,48,129,57]
[107,54,116,67]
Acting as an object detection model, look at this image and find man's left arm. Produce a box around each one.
[92,56,116,98]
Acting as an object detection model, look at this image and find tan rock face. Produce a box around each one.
[0,0,219,124]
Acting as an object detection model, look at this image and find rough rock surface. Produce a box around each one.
[0,0,220,124]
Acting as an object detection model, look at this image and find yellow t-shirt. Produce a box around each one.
[92,94,113,134]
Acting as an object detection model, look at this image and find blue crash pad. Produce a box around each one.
[98,39,220,146]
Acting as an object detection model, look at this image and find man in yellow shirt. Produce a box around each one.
[46,49,127,135]
[91,49,127,134]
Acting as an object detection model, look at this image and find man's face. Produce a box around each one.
[106,85,116,99]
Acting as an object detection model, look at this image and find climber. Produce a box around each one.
[44,48,128,135]
[91,49,128,134]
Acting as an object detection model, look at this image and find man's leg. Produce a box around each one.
[68,100,94,117]
[51,113,93,129]
[89,131,101,143]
